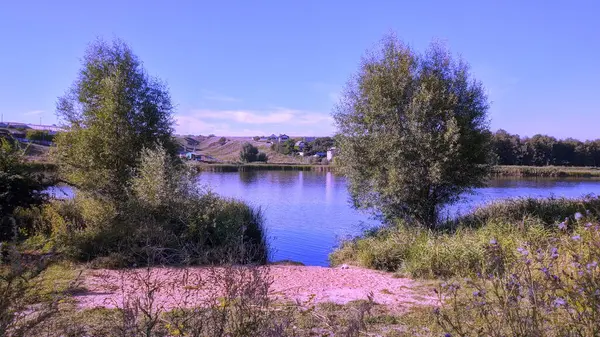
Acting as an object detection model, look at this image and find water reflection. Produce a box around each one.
[46,174,600,266]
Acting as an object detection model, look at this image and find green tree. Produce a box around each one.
[0,139,48,241]
[333,35,491,226]
[53,39,177,198]
[240,143,259,162]
[25,130,55,143]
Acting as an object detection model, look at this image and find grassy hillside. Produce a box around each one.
[179,136,308,164]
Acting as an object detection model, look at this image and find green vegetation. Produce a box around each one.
[333,34,491,226]
[239,142,268,163]
[331,196,600,278]
[492,129,600,166]
[53,38,178,199]
[192,163,333,172]
[493,165,600,177]
[0,139,49,241]
[25,130,56,143]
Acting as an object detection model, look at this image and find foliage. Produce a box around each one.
[25,130,55,143]
[53,38,177,199]
[435,219,600,336]
[0,139,48,241]
[331,196,600,278]
[0,246,82,337]
[304,137,335,155]
[270,139,296,155]
[49,146,267,266]
[218,136,227,145]
[256,152,268,162]
[333,34,491,226]
[239,143,267,163]
[491,129,600,167]
[239,142,259,162]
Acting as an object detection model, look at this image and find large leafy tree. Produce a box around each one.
[53,39,177,198]
[333,35,491,226]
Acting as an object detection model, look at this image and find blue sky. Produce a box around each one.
[1,0,598,138]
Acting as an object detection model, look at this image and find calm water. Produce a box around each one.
[48,172,600,266]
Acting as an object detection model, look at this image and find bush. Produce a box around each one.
[25,130,55,143]
[0,139,49,241]
[331,197,599,278]
[256,152,268,162]
[435,219,600,336]
[218,137,227,145]
[239,143,259,163]
[50,147,268,266]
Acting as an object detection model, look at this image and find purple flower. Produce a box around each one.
[550,247,559,259]
[489,238,497,245]
[558,222,567,230]
[575,212,583,221]
[517,247,529,256]
[553,297,566,307]
[445,333,452,337]
[572,235,581,241]
[587,261,598,270]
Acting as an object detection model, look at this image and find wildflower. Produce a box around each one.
[584,222,592,229]
[489,238,497,245]
[553,297,566,307]
[572,235,581,241]
[445,333,452,337]
[586,261,597,270]
[517,247,529,256]
[541,267,549,275]
[558,222,567,230]
[550,247,559,259]
[574,212,583,221]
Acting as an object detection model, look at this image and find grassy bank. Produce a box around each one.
[191,162,334,172]
[330,196,600,278]
[493,165,600,177]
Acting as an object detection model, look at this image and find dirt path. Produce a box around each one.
[77,265,438,311]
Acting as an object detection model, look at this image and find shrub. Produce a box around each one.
[239,143,259,163]
[256,152,268,162]
[218,137,227,145]
[50,146,268,266]
[331,197,597,278]
[0,139,49,241]
[435,219,600,336]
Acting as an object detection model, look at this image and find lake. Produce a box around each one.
[48,172,600,266]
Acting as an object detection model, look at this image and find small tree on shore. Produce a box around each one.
[53,39,177,199]
[240,143,259,162]
[333,34,491,227]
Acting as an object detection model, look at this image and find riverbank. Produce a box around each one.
[492,165,600,177]
[26,159,600,177]
[191,162,335,172]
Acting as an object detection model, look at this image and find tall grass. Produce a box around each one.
[331,196,600,278]
[493,165,600,177]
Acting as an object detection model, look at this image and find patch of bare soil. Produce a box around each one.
[77,265,438,312]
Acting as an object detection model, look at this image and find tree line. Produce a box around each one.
[491,129,600,167]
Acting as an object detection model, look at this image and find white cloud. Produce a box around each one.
[174,108,335,136]
[23,110,44,116]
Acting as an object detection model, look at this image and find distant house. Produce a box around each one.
[0,122,7,128]
[303,137,316,143]
[327,147,338,161]
[185,152,202,161]
[295,141,306,151]
[278,134,289,142]
[314,152,326,158]
[268,134,278,140]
